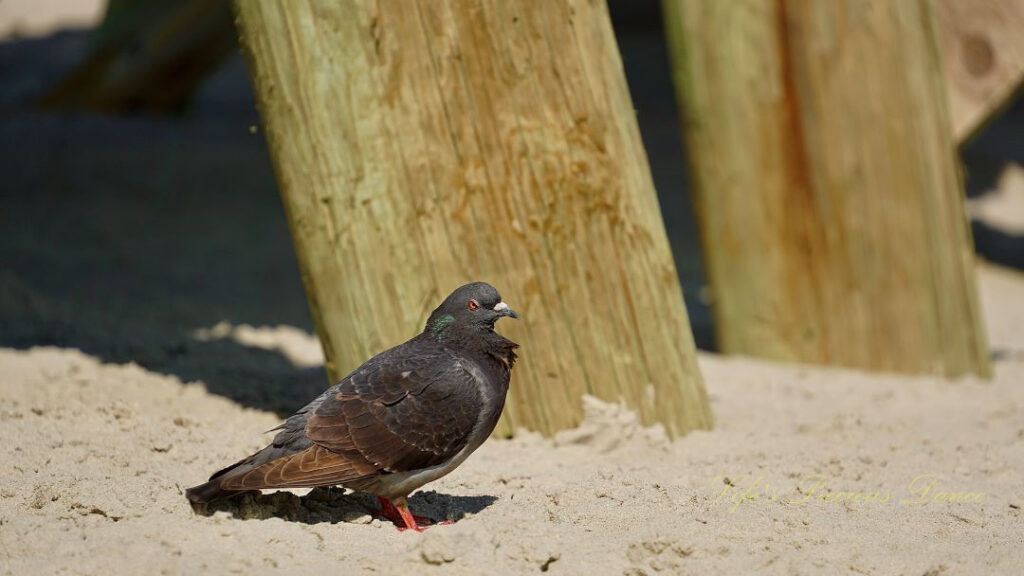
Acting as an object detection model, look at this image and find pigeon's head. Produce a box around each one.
[426,282,519,335]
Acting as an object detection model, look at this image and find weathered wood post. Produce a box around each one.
[935,0,1024,142]
[663,0,990,377]
[232,1,713,436]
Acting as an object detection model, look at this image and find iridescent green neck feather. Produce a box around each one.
[430,314,455,339]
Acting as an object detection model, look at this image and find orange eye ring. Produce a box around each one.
[467,299,479,311]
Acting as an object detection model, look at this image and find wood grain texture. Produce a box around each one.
[664,0,990,377]
[232,0,712,437]
[936,0,1024,142]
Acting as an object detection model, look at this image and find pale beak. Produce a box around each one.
[493,301,519,319]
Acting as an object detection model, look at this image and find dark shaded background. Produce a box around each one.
[1,4,1021,415]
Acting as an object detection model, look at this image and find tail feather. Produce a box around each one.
[186,455,256,503]
[186,434,316,503]
[185,479,242,503]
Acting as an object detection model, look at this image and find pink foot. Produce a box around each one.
[377,497,451,532]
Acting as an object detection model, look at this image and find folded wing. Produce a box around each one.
[215,348,483,491]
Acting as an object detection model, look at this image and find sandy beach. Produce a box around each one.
[1,260,1021,575]
[2,9,1022,574]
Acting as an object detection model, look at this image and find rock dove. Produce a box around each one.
[186,282,519,531]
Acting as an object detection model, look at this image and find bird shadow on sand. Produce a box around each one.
[188,486,498,527]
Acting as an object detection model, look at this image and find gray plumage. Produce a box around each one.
[186,282,518,530]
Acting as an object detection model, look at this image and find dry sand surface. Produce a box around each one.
[0,0,103,39]
[1,261,1022,576]
[2,12,1023,575]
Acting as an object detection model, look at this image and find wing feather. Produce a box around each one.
[307,349,483,474]
[212,340,485,491]
[210,340,483,487]
[218,445,377,490]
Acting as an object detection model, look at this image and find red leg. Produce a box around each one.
[392,498,425,533]
[376,496,452,532]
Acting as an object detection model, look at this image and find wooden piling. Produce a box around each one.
[233,0,713,436]
[664,0,990,377]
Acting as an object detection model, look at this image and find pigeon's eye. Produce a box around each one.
[467,299,479,311]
